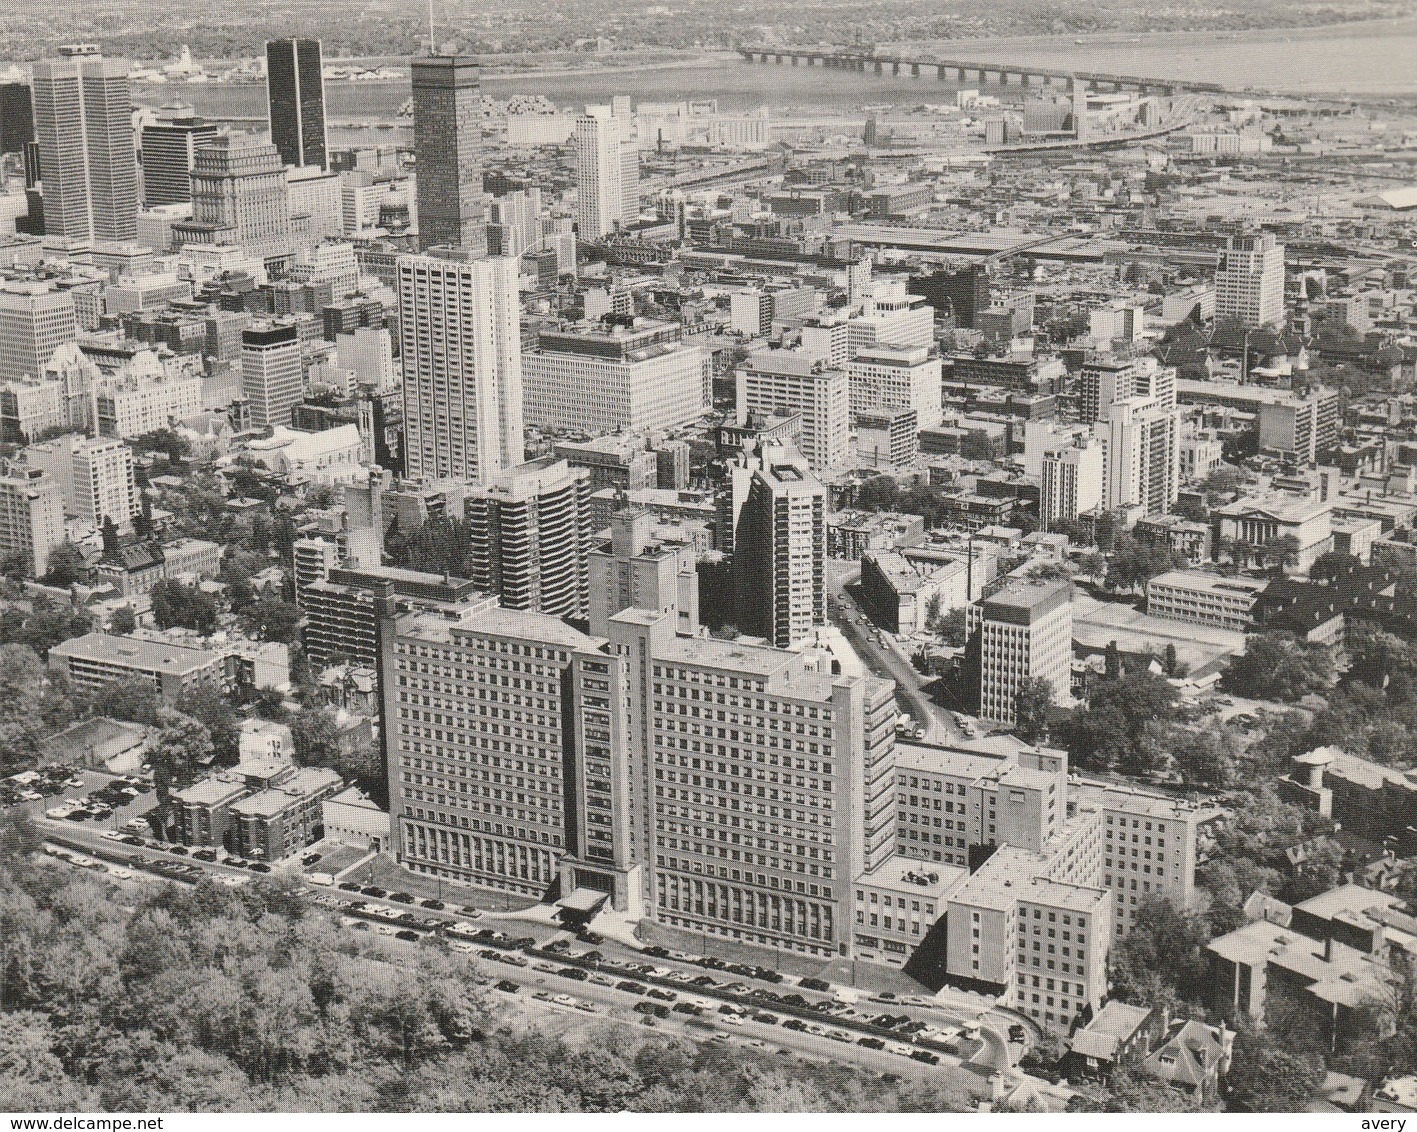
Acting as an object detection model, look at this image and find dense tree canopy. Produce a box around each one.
[0,826,975,1112]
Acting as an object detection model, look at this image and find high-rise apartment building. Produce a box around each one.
[31,45,139,247]
[464,457,593,621]
[410,55,487,254]
[573,106,639,240]
[24,433,138,529]
[173,134,292,265]
[140,104,219,207]
[1040,436,1105,528]
[0,284,77,383]
[1087,357,1182,516]
[265,38,327,171]
[722,441,827,648]
[972,578,1073,726]
[1215,232,1285,328]
[397,252,523,482]
[736,351,850,472]
[1076,355,1135,424]
[241,323,304,430]
[521,318,709,437]
[0,460,64,577]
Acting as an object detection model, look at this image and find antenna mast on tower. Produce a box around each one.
[427,0,437,53]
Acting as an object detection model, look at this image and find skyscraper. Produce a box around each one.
[722,440,826,648]
[397,252,523,482]
[140,103,219,207]
[241,323,303,430]
[0,82,34,156]
[1215,232,1285,328]
[573,106,638,240]
[265,38,327,171]
[31,44,139,247]
[410,55,487,254]
[172,134,292,264]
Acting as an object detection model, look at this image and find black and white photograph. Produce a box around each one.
[1,0,1416,1118]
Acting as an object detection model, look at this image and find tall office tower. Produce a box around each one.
[522,319,709,437]
[410,55,487,254]
[587,506,700,637]
[0,284,77,383]
[607,608,898,960]
[464,457,593,621]
[1040,436,1105,527]
[265,38,327,171]
[173,134,292,264]
[0,460,64,577]
[31,45,139,247]
[846,278,934,357]
[382,602,644,913]
[1071,78,1089,142]
[721,440,826,648]
[846,344,943,429]
[0,83,34,156]
[241,323,303,429]
[1215,231,1286,328]
[397,252,523,482]
[908,263,990,329]
[1076,354,1135,424]
[735,351,850,471]
[573,106,638,240]
[140,104,219,206]
[486,186,542,258]
[972,578,1073,726]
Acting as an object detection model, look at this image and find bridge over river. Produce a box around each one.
[736,48,1228,95]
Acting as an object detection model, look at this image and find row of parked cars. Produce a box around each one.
[2,765,86,806]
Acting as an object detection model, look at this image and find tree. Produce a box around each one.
[1222,631,1332,703]
[1167,720,1240,789]
[241,597,301,644]
[150,579,218,634]
[110,605,137,635]
[290,707,341,769]
[1070,1069,1204,1113]
[857,475,899,512]
[175,685,241,766]
[936,607,968,648]
[1309,550,1360,583]
[147,711,214,785]
[1012,677,1053,743]
[91,675,163,726]
[41,542,86,588]
[1060,671,1179,775]
[1225,1024,1325,1112]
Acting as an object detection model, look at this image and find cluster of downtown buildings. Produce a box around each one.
[0,32,1414,1049]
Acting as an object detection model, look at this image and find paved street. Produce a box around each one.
[826,560,963,744]
[32,812,1073,1106]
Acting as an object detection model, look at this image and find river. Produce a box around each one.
[133,16,1417,131]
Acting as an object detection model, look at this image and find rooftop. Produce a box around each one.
[50,632,221,675]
